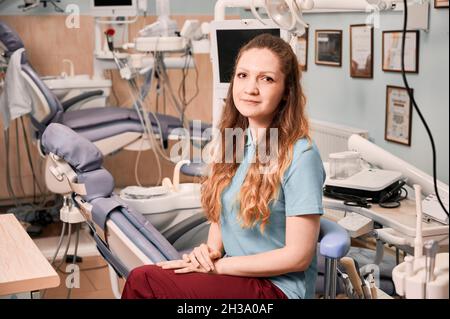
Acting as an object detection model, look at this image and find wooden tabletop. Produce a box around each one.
[0,214,60,296]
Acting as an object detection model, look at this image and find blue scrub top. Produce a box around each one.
[220,130,325,299]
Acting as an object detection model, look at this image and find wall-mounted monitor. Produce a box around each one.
[210,19,290,100]
[90,0,137,17]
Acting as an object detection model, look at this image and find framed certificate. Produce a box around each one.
[385,86,413,146]
[315,30,342,67]
[350,24,374,78]
[382,30,420,73]
[296,27,309,71]
[435,0,449,8]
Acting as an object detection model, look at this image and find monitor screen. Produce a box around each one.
[216,28,281,84]
[91,0,137,16]
[209,19,290,126]
[93,0,133,6]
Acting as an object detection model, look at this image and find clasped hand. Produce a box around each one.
[157,243,222,274]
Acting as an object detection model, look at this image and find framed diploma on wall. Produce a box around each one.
[315,30,342,67]
[435,0,449,8]
[382,30,420,73]
[385,86,413,146]
[296,27,309,71]
[350,24,374,78]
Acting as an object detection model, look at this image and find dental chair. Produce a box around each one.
[0,22,210,198]
[41,123,350,299]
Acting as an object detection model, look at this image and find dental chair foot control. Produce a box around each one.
[65,255,83,263]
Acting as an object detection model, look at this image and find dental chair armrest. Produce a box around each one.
[61,90,104,111]
[319,218,351,259]
[162,212,208,245]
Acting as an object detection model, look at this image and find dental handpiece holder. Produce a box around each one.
[392,251,449,299]
[392,185,449,299]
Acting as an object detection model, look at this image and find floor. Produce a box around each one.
[20,218,125,299]
[42,255,126,299]
[36,221,126,299]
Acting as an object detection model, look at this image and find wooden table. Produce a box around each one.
[0,214,60,297]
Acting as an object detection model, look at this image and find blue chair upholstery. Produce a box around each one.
[318,218,351,298]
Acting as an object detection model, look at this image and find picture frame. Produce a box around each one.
[435,0,449,8]
[315,30,342,67]
[296,27,309,71]
[350,24,374,78]
[382,30,420,74]
[385,85,413,146]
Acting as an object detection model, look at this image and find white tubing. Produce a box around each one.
[414,185,423,259]
[173,160,191,192]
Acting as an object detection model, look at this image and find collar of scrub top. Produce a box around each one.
[245,128,255,147]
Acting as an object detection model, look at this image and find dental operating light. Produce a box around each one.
[216,0,399,35]
[261,0,397,35]
[264,0,308,35]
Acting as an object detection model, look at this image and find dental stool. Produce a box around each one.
[41,123,350,299]
[316,219,351,298]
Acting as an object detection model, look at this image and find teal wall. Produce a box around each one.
[299,9,449,184]
[1,1,448,183]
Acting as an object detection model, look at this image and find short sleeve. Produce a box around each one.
[282,140,325,216]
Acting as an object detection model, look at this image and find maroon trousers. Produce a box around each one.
[121,265,288,299]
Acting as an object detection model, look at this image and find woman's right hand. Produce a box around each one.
[183,243,222,272]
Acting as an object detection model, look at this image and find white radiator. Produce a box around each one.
[310,119,369,161]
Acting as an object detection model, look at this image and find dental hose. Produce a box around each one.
[108,43,164,186]
[109,40,194,186]
[41,222,71,299]
[401,0,448,217]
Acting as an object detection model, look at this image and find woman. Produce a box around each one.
[121,34,325,299]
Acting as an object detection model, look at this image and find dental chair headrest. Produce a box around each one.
[0,22,25,57]
[42,123,103,172]
[78,169,115,201]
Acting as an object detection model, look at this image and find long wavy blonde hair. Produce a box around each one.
[201,34,310,232]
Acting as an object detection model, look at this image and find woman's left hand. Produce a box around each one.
[156,258,220,274]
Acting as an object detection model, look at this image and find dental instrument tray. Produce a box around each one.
[324,168,404,203]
